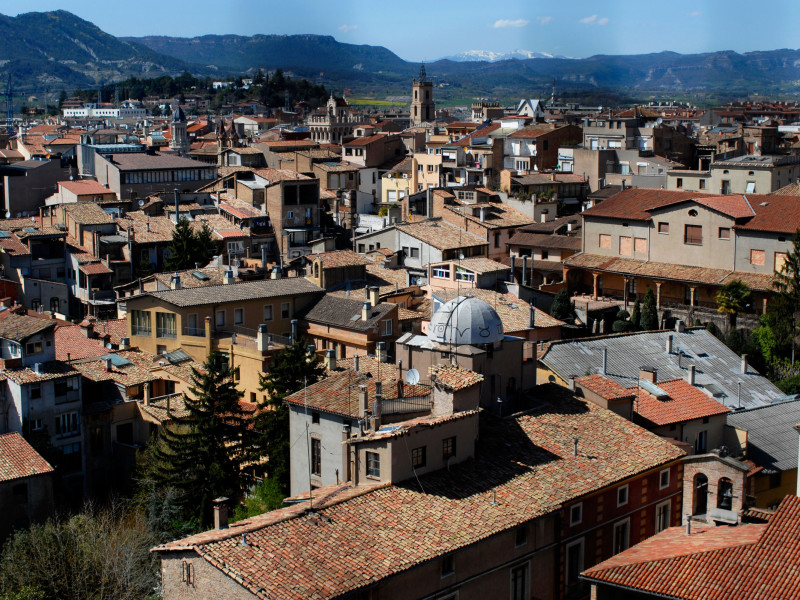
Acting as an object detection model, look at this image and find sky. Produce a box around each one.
[2,0,799,62]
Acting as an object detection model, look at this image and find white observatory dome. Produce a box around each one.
[428,296,504,345]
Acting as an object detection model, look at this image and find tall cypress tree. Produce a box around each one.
[640,288,659,331]
[150,352,253,527]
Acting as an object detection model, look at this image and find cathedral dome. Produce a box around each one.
[428,296,504,345]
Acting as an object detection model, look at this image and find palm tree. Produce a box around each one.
[716,280,751,332]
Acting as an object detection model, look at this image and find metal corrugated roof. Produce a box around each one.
[727,398,800,472]
[541,329,782,410]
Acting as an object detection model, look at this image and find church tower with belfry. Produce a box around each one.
[169,103,190,156]
[411,65,435,125]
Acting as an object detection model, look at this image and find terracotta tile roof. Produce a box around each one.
[156,386,684,599]
[582,495,800,600]
[429,364,483,391]
[4,361,78,385]
[772,181,800,196]
[105,153,210,171]
[285,370,431,418]
[0,233,29,255]
[449,123,501,147]
[445,202,535,230]
[309,249,371,268]
[335,355,397,381]
[508,124,559,139]
[563,253,776,292]
[55,325,109,361]
[72,349,161,386]
[116,212,175,243]
[432,257,508,275]
[343,133,389,146]
[583,188,698,221]
[394,219,488,251]
[58,180,114,196]
[0,432,53,482]
[634,378,730,426]
[512,172,587,185]
[692,195,755,219]
[148,277,322,308]
[433,288,565,331]
[219,198,263,220]
[507,231,581,250]
[300,295,396,331]
[253,168,312,182]
[0,312,56,342]
[576,374,636,400]
[79,262,113,275]
[397,307,425,321]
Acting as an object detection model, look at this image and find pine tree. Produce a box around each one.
[550,288,574,321]
[149,352,253,527]
[195,222,219,268]
[165,217,196,271]
[252,338,325,491]
[640,288,659,331]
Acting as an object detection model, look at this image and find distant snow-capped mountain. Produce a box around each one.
[443,49,570,62]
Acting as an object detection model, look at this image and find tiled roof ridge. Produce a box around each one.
[155,481,390,552]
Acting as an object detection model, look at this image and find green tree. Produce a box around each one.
[253,69,265,86]
[149,353,253,527]
[773,230,800,364]
[612,309,633,333]
[715,279,752,332]
[232,476,286,521]
[629,299,641,332]
[253,338,324,491]
[0,504,158,600]
[550,288,574,321]
[165,217,196,271]
[640,288,659,331]
[195,222,219,267]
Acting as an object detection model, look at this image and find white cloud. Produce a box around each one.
[338,24,358,33]
[688,10,702,17]
[579,14,609,25]
[493,19,529,29]
[536,16,553,25]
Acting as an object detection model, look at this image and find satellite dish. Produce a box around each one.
[105,343,113,349]
[30,216,35,223]
[138,199,145,207]
[406,368,420,385]
[656,117,663,125]
[4,211,9,218]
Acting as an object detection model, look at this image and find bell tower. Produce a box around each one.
[411,65,434,126]
[169,103,190,156]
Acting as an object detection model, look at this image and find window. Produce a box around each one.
[515,526,527,547]
[55,411,80,438]
[750,249,765,266]
[659,468,670,490]
[676,177,683,189]
[357,243,365,253]
[718,227,731,240]
[613,519,630,554]
[540,250,549,260]
[156,313,177,338]
[619,236,632,256]
[131,310,151,336]
[281,302,291,319]
[634,237,647,254]
[216,310,226,327]
[494,233,501,248]
[382,320,393,337]
[656,499,671,533]
[432,265,450,279]
[745,181,756,193]
[455,267,475,282]
[776,252,788,272]
[441,555,455,578]
[29,384,41,400]
[684,224,703,245]
[696,430,708,453]
[366,451,380,478]
[570,503,583,526]
[442,436,457,460]
[409,247,419,259]
[769,471,782,489]
[54,380,68,397]
[311,411,320,424]
[510,563,529,600]
[658,222,669,234]
[565,539,584,589]
[411,446,426,469]
[699,179,706,190]
[311,438,321,476]
[31,418,43,431]
[25,340,43,355]
[599,234,611,249]
[617,484,629,506]
[264,305,273,321]
[234,308,244,325]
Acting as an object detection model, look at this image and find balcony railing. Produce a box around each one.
[156,328,177,339]
[131,327,151,337]
[183,327,205,337]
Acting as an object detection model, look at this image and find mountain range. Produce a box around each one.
[5,10,800,101]
[442,50,572,62]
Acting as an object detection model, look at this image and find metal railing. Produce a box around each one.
[156,328,177,339]
[183,327,205,337]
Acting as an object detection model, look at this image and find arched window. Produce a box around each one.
[717,477,734,510]
[693,473,708,515]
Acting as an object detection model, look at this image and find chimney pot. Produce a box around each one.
[688,364,696,385]
[105,357,112,372]
[666,334,673,354]
[213,497,229,530]
[639,367,657,383]
[741,354,748,375]
[602,347,608,375]
[369,286,379,308]
[325,348,336,370]
[223,269,234,284]
[353,355,360,372]
[120,337,130,350]
[362,301,371,322]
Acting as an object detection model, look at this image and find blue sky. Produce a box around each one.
[3,0,798,62]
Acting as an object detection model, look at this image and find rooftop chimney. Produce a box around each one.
[685,515,691,535]
[529,302,536,329]
[353,355,360,373]
[120,337,130,350]
[741,354,748,375]
[257,324,268,352]
[622,179,627,191]
[602,347,608,375]
[105,357,112,372]
[362,301,371,321]
[359,384,369,419]
[80,319,94,338]
[639,367,657,383]
[666,334,673,354]
[573,437,579,457]
[261,244,268,270]
[509,255,516,282]
[521,255,528,286]
[479,206,486,222]
[170,272,182,290]
[143,382,151,406]
[376,341,387,363]
[675,320,686,333]
[223,269,234,284]
[372,383,383,430]
[290,319,298,344]
[369,286,379,308]
[688,364,696,386]
[213,497,229,530]
[33,363,42,374]
[324,348,336,371]
[271,266,281,279]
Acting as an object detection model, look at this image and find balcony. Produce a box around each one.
[183,327,205,338]
[156,328,177,339]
